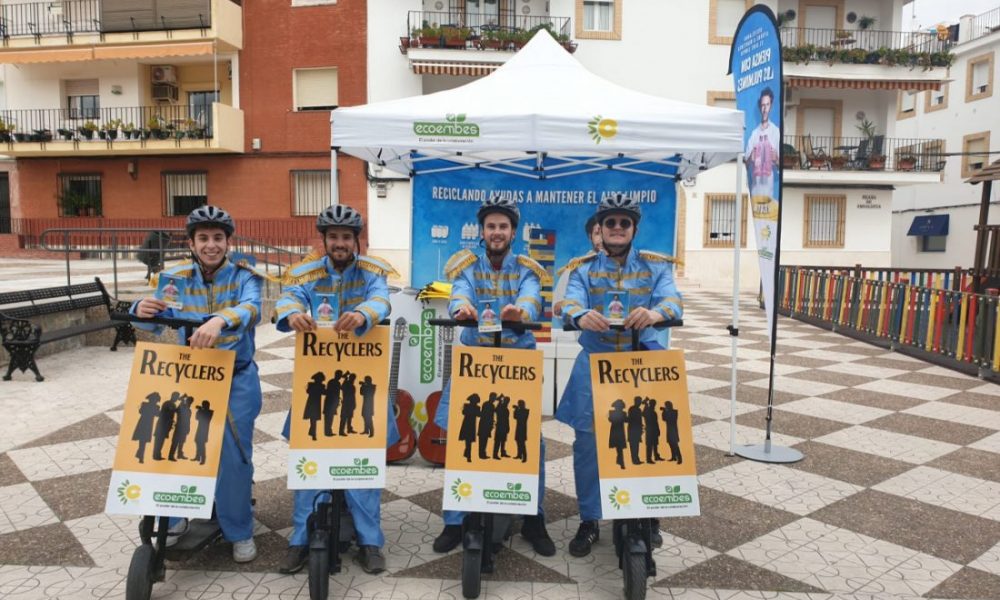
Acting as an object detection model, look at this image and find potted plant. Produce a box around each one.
[103,118,122,141]
[857,16,876,30]
[0,120,11,143]
[441,26,470,49]
[479,28,503,50]
[777,9,796,27]
[830,153,848,170]
[897,153,918,171]
[417,22,440,47]
[12,126,29,143]
[122,121,137,140]
[79,120,98,140]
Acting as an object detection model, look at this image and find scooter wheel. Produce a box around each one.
[125,544,155,600]
[461,547,483,599]
[308,546,330,600]
[623,548,648,600]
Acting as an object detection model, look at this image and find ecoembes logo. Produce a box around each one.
[413,113,480,138]
[117,479,142,505]
[330,457,379,477]
[409,309,436,384]
[153,484,206,506]
[483,482,531,503]
[295,457,319,480]
[641,485,692,507]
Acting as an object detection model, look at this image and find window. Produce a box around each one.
[575,0,621,40]
[962,131,991,178]
[920,139,946,172]
[709,0,751,45]
[803,194,845,248]
[292,170,331,216]
[294,68,339,111]
[706,91,736,110]
[925,83,949,113]
[163,172,207,216]
[58,174,102,217]
[64,79,99,120]
[703,193,748,248]
[920,236,947,252]
[896,91,917,120]
[966,52,994,102]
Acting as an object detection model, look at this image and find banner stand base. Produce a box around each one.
[735,442,803,464]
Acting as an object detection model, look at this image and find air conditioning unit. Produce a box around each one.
[152,83,179,102]
[151,65,177,84]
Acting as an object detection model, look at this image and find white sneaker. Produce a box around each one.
[164,518,189,548]
[232,537,257,563]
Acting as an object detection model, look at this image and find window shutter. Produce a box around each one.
[295,69,339,110]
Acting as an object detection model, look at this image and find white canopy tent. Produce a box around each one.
[330,32,744,181]
[330,31,749,454]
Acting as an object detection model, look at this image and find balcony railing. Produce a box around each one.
[0,0,215,38]
[970,7,1000,42]
[0,105,215,144]
[403,10,573,51]
[782,134,947,173]
[780,27,954,67]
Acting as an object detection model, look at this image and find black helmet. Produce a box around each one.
[477,195,520,228]
[186,205,234,237]
[595,194,641,224]
[316,204,364,233]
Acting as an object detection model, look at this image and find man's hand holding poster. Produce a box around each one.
[590,349,700,517]
[288,327,390,489]
[106,341,235,518]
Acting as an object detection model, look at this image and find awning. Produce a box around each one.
[0,47,94,63]
[409,61,500,76]
[907,214,949,236]
[787,76,941,92]
[93,41,215,60]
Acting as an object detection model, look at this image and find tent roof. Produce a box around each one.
[330,32,744,180]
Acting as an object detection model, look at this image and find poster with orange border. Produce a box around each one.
[589,349,700,518]
[442,346,543,515]
[288,327,390,489]
[106,341,234,518]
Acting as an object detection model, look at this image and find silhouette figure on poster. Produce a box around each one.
[360,375,377,437]
[643,397,664,463]
[492,395,511,459]
[302,371,326,440]
[513,400,530,462]
[340,372,359,435]
[133,392,160,464]
[626,396,645,465]
[169,395,193,461]
[459,393,481,462]
[477,393,496,459]
[152,392,179,461]
[608,399,627,469]
[193,400,214,464]
[323,370,343,437]
[662,400,682,464]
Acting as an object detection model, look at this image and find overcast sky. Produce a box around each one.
[903,0,998,30]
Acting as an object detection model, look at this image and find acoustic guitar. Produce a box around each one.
[387,318,417,463]
[417,324,453,466]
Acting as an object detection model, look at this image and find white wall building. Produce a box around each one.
[892,7,1000,274]
[365,0,950,288]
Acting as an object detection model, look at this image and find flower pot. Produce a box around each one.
[782,155,800,169]
[830,156,847,170]
[419,35,440,48]
[13,133,28,143]
[897,158,916,171]
[867,157,886,170]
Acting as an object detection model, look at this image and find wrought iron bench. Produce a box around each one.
[0,277,136,382]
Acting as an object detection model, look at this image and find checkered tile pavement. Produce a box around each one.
[1,290,999,599]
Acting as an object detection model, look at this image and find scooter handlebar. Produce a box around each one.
[561,319,684,332]
[428,318,542,333]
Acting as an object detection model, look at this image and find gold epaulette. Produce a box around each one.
[282,252,328,286]
[233,259,282,283]
[444,249,477,281]
[639,250,684,266]
[357,255,401,279]
[556,252,598,277]
[150,260,195,288]
[516,255,552,285]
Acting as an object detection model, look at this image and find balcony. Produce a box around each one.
[0,0,242,62]
[400,10,574,76]
[782,134,945,186]
[0,102,244,156]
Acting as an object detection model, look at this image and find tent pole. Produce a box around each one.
[331,149,339,204]
[729,154,744,456]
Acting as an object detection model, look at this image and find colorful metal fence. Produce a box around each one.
[779,266,999,375]
[785,264,971,292]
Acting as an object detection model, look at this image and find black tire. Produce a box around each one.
[461,547,483,599]
[623,548,648,600]
[125,544,155,600]
[308,546,330,600]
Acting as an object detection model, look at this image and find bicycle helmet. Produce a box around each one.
[186,205,235,237]
[477,195,520,228]
[595,193,642,224]
[316,204,364,234]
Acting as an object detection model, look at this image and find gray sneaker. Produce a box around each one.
[164,518,189,548]
[232,537,257,563]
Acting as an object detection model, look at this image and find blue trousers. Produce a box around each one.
[290,488,385,547]
[215,363,262,542]
[572,428,602,521]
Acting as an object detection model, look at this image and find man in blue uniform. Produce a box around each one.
[557,195,683,557]
[274,204,400,575]
[431,196,555,557]
[132,205,264,563]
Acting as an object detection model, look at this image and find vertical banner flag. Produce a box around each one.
[731,6,783,338]
[590,349,699,517]
[442,346,544,516]
[106,342,235,518]
[288,327,391,489]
